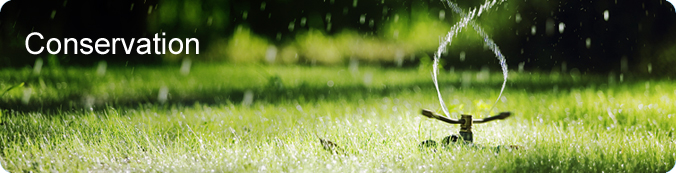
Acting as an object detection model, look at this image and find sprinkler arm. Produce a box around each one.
[421,109,464,124]
[473,112,511,124]
[420,109,511,125]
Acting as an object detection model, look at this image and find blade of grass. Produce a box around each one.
[1,82,24,97]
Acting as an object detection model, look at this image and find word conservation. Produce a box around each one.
[25,32,199,55]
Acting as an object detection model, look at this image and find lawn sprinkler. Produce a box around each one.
[419,0,517,151]
[419,109,513,147]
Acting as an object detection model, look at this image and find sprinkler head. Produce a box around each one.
[420,109,512,144]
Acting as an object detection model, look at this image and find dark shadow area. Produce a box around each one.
[0,74,645,115]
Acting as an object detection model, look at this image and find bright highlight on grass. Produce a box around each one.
[0,64,674,172]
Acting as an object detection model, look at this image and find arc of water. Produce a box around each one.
[433,0,508,117]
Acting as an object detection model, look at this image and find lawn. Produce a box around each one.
[0,64,675,172]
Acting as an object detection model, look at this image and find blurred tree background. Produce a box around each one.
[1,0,675,74]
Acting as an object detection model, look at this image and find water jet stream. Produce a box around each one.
[433,0,508,117]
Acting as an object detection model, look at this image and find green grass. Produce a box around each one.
[0,64,675,172]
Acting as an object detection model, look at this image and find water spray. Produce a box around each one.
[434,0,508,118]
[421,0,514,147]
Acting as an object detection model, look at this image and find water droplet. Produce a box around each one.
[546,18,555,35]
[33,58,43,75]
[621,56,628,72]
[360,14,366,24]
[327,80,334,87]
[288,22,295,31]
[22,87,32,105]
[459,51,466,61]
[603,10,609,21]
[96,61,107,76]
[350,58,359,74]
[515,13,522,23]
[531,25,537,35]
[51,10,57,19]
[395,50,405,67]
[242,90,254,106]
[585,38,591,49]
[558,22,565,34]
[265,46,277,63]
[180,58,191,75]
[363,72,373,85]
[158,86,169,104]
[439,10,446,20]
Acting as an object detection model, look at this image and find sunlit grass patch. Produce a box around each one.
[0,64,674,172]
